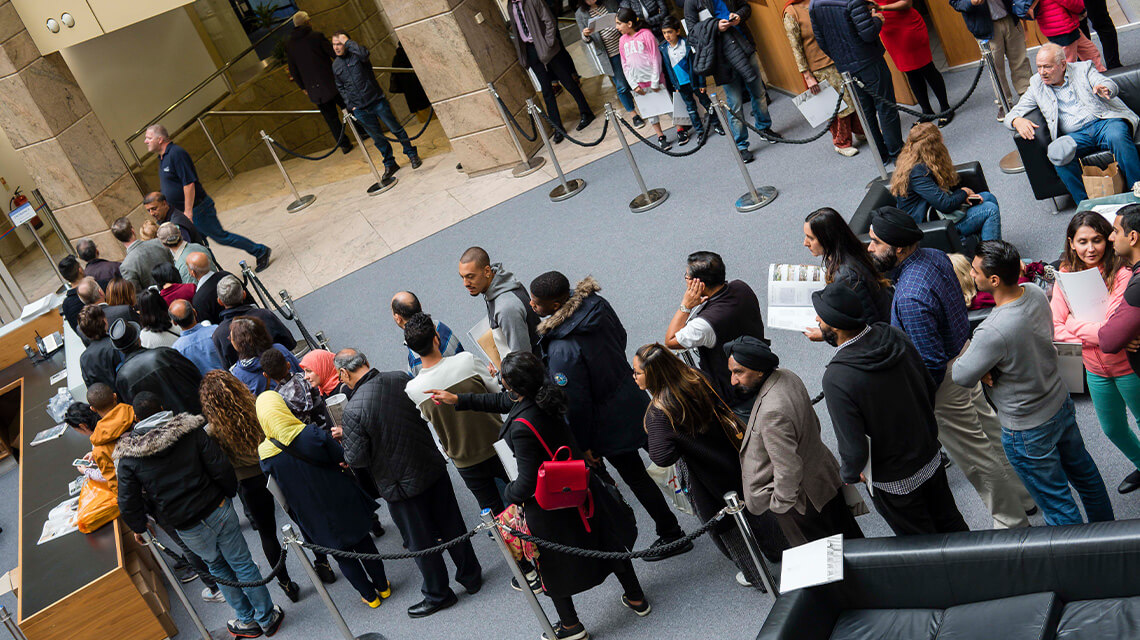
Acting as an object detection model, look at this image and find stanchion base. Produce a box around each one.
[367,177,397,195]
[512,157,546,178]
[286,194,317,213]
[204,628,232,639]
[999,150,1024,174]
[629,188,668,214]
[549,178,585,202]
[735,186,778,213]
[355,634,389,640]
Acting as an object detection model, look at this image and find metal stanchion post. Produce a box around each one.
[489,83,545,177]
[527,99,585,201]
[606,103,669,213]
[344,111,397,195]
[142,532,228,640]
[979,41,1025,174]
[260,130,317,213]
[711,95,777,213]
[0,607,28,640]
[842,72,890,183]
[282,525,386,640]
[723,492,779,597]
[480,510,559,639]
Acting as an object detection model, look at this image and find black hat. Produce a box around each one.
[723,336,779,374]
[109,319,141,351]
[870,206,924,247]
[811,282,866,331]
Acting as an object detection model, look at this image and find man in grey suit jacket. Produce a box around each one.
[725,336,864,546]
[112,217,175,291]
[1007,43,1140,201]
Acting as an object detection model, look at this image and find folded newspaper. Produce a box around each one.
[767,264,826,332]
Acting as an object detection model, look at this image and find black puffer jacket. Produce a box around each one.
[340,368,447,502]
[116,412,237,532]
[685,0,758,85]
[620,0,670,31]
[809,0,884,73]
[332,39,384,110]
[115,346,203,414]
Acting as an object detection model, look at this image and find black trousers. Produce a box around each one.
[316,96,366,150]
[903,62,949,116]
[332,534,389,601]
[549,559,644,627]
[237,473,291,583]
[456,455,509,515]
[606,450,683,539]
[871,466,970,536]
[1080,0,1121,68]
[525,42,592,130]
[773,491,865,547]
[852,58,903,159]
[387,475,482,604]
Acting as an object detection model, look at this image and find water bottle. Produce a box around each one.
[46,388,74,423]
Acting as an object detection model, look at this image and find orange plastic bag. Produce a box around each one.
[77,479,119,533]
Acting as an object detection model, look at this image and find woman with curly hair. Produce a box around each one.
[200,370,302,602]
[890,122,1002,242]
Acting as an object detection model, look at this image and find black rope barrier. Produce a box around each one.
[362,108,437,143]
[533,107,610,147]
[851,61,986,121]
[241,264,295,320]
[298,527,484,560]
[267,122,349,161]
[732,90,845,145]
[617,110,717,157]
[151,538,290,588]
[493,94,539,142]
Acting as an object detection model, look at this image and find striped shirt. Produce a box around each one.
[407,321,465,377]
[589,5,622,58]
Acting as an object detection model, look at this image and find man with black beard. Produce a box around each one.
[726,336,863,546]
[815,281,969,535]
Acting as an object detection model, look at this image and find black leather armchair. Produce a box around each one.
[849,161,989,256]
[756,520,1140,640]
[1012,64,1140,200]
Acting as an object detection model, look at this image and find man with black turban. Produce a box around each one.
[726,336,864,545]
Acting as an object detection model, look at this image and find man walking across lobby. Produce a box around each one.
[144,124,272,272]
[331,30,422,182]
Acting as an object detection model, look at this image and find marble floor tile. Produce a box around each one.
[361,190,472,252]
[277,209,393,290]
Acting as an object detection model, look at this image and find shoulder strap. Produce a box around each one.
[513,418,555,460]
[269,436,340,470]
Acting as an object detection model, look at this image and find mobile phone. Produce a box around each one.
[73,458,95,468]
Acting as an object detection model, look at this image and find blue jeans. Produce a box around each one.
[192,196,268,259]
[1056,118,1140,202]
[608,55,636,113]
[852,58,903,159]
[177,499,276,626]
[721,59,772,151]
[1001,397,1115,526]
[676,83,712,134]
[954,191,1002,241]
[353,97,417,168]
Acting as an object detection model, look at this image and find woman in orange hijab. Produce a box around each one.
[299,349,343,397]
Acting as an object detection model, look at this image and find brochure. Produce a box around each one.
[793,81,842,128]
[780,534,845,592]
[767,264,827,332]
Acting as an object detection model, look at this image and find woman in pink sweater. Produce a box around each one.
[1051,211,1140,493]
[616,7,672,149]
[1032,0,1106,70]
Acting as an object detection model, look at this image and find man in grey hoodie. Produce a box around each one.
[458,247,539,358]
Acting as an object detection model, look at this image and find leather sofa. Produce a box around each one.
[1012,64,1140,201]
[756,519,1140,640]
[849,161,989,257]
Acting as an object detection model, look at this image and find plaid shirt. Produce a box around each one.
[407,321,464,377]
[890,248,970,385]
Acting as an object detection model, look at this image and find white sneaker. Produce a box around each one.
[201,586,225,603]
[735,571,752,587]
[835,145,859,157]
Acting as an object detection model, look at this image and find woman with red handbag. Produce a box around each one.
[431,352,649,640]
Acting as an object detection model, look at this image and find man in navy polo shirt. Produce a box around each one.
[145,124,272,272]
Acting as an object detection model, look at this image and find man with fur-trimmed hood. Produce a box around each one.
[529,271,693,560]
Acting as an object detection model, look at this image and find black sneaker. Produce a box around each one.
[511,571,542,594]
[1119,469,1140,494]
[758,128,782,144]
[227,619,262,638]
[254,247,271,273]
[340,144,354,155]
[656,134,672,151]
[409,155,423,169]
[632,115,647,128]
[314,560,337,584]
[278,579,300,602]
[261,605,284,637]
[575,112,596,131]
[552,130,565,144]
[621,595,652,617]
[371,521,386,538]
[740,148,755,164]
[713,122,726,136]
[642,534,694,562]
[173,563,199,583]
[382,164,399,182]
[676,129,691,146]
[541,622,589,640]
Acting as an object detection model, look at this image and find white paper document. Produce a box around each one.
[587,12,617,30]
[780,534,845,592]
[494,440,519,481]
[632,87,672,118]
[37,496,79,545]
[1092,203,1128,225]
[20,293,55,321]
[793,81,842,128]
[767,264,826,332]
[1055,342,1086,395]
[862,436,873,496]
[1056,268,1110,323]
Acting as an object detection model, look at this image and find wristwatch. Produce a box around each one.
[679,304,693,314]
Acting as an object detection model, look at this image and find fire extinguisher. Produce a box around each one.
[9,188,43,229]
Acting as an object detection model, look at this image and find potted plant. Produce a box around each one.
[247,1,294,62]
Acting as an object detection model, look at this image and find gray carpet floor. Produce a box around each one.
[8,35,1140,640]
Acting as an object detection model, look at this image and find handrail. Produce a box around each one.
[372,66,415,74]
[205,110,320,116]
[124,18,294,150]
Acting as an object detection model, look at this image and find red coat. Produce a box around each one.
[873,0,932,72]
[1035,0,1084,37]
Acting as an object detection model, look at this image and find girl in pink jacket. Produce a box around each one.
[616,8,672,150]
[1050,211,1140,493]
[1032,0,1106,70]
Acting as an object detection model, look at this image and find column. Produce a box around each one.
[0,0,142,261]
[378,0,541,175]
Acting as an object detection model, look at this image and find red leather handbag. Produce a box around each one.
[515,418,594,530]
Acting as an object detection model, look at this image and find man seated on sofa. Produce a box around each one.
[1007,43,1140,202]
